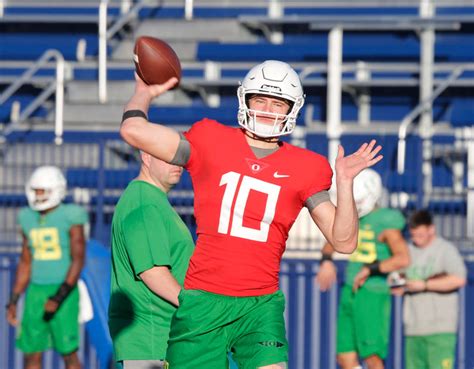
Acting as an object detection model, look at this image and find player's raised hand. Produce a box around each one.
[134,72,178,99]
[335,140,383,181]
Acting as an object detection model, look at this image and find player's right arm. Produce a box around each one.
[6,233,32,326]
[314,242,338,292]
[140,266,182,307]
[377,229,411,273]
[120,74,181,163]
[352,228,410,291]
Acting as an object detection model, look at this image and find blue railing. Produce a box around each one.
[1,254,473,369]
[0,135,470,249]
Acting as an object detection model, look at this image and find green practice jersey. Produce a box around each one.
[108,180,195,361]
[345,207,405,291]
[18,204,88,284]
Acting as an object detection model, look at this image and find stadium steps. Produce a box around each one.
[40,103,237,128]
[53,60,474,130]
[0,142,100,168]
[135,19,258,42]
[66,80,193,105]
[111,19,258,62]
[112,39,197,63]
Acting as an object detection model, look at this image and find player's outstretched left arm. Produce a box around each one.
[311,140,382,254]
[43,224,86,321]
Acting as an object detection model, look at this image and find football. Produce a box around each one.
[133,36,182,86]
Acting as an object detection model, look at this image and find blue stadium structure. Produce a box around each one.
[0,1,473,369]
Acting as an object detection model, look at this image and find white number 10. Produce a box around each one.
[218,171,281,242]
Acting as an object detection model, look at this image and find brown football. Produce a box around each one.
[133,36,182,86]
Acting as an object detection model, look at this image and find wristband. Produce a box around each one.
[43,282,75,321]
[121,109,148,123]
[321,254,333,263]
[423,280,428,292]
[6,292,20,308]
[49,282,74,305]
[367,261,383,276]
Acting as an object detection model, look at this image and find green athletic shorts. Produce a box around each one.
[336,284,391,359]
[165,289,288,369]
[16,283,79,354]
[405,333,456,369]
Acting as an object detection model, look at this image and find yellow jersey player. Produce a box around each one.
[6,166,88,369]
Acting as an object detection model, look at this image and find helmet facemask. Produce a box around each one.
[237,60,305,138]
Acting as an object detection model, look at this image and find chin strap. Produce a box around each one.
[243,129,280,144]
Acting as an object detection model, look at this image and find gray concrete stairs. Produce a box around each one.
[112,19,258,61]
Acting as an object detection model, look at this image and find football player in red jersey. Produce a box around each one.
[120,60,382,369]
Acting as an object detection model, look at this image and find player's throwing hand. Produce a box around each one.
[134,72,178,100]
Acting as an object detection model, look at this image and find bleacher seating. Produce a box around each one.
[1,2,473,369]
[196,34,474,62]
[0,34,98,61]
[0,0,472,202]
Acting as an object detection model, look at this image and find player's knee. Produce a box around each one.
[337,352,360,369]
[364,354,384,369]
[62,351,81,369]
[24,353,42,369]
[258,362,287,369]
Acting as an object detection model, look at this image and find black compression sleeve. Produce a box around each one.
[50,282,74,305]
[367,261,384,276]
[6,292,20,308]
[121,110,148,123]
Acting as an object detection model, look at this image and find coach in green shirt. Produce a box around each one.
[108,150,194,369]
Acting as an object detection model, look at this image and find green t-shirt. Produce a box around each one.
[108,180,195,361]
[18,204,88,284]
[345,207,405,291]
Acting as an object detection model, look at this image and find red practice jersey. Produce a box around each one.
[184,119,332,296]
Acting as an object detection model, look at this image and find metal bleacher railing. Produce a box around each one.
[396,65,472,225]
[1,251,472,369]
[0,49,68,145]
[0,0,472,245]
[98,0,147,103]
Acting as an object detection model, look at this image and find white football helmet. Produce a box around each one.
[329,168,383,218]
[353,168,383,218]
[25,166,67,211]
[237,60,305,138]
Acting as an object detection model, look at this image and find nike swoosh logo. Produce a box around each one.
[273,172,290,178]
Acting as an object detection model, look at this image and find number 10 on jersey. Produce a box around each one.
[218,171,281,242]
